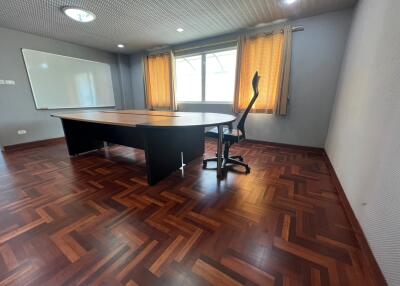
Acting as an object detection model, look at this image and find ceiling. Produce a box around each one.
[0,0,356,53]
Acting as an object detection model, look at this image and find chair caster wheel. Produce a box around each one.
[245,166,251,173]
[238,156,244,162]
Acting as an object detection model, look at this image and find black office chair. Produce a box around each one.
[203,71,260,174]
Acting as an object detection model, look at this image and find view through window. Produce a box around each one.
[175,55,202,102]
[175,48,237,102]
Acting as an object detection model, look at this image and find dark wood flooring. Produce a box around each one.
[0,139,380,285]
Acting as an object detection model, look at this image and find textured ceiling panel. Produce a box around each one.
[0,0,356,53]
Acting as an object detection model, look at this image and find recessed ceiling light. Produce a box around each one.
[176,28,184,33]
[62,7,96,23]
[117,44,125,48]
[283,0,297,4]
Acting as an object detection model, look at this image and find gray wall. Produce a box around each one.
[129,10,353,147]
[130,52,146,109]
[117,54,134,109]
[325,1,400,285]
[0,27,123,148]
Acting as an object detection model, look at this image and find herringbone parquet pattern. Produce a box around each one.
[0,139,377,285]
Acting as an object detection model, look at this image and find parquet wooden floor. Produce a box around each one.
[0,139,379,286]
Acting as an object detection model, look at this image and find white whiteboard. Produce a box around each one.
[22,49,115,109]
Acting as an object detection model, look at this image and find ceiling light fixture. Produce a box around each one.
[62,7,96,23]
[176,28,184,33]
[284,0,297,4]
[117,44,125,48]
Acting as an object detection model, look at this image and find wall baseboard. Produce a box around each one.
[4,137,323,153]
[244,139,324,153]
[322,151,387,286]
[2,137,66,152]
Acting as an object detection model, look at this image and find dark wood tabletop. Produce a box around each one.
[52,109,237,128]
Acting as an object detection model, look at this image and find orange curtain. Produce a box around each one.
[234,26,292,115]
[144,52,176,110]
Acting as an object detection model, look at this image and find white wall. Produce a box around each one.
[0,27,123,148]
[130,10,353,147]
[325,1,400,285]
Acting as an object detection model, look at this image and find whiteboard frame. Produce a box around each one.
[21,48,116,110]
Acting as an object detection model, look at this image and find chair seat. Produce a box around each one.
[205,127,244,143]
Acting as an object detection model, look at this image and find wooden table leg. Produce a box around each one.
[216,125,223,179]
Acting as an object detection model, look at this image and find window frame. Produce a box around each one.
[174,45,237,104]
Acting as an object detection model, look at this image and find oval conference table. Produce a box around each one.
[52,110,236,185]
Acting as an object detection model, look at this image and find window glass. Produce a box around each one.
[175,55,202,102]
[175,48,237,103]
[205,49,237,102]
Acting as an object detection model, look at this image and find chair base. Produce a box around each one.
[203,155,251,174]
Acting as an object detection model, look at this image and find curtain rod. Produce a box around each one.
[174,25,303,54]
[173,39,238,54]
[149,25,304,56]
[261,25,304,36]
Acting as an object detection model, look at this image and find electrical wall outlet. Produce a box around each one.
[17,130,27,135]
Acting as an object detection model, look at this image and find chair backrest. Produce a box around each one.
[236,71,260,138]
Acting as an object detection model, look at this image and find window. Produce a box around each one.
[205,50,237,102]
[175,55,202,102]
[175,48,237,103]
